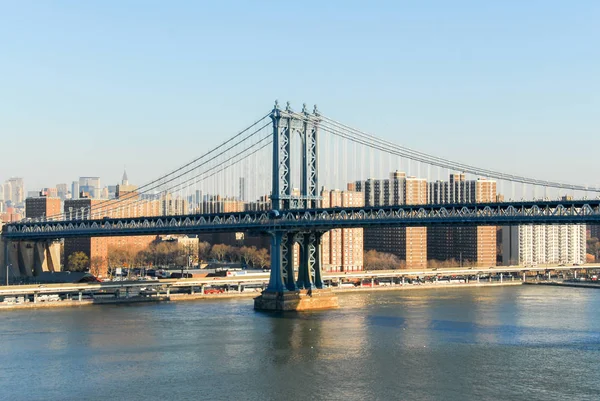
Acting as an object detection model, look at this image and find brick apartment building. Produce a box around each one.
[320,188,364,272]
[427,174,497,267]
[354,172,428,268]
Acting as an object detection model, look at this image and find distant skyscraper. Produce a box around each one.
[115,170,138,199]
[79,177,101,198]
[239,177,246,201]
[56,183,68,200]
[4,178,24,205]
[71,181,80,200]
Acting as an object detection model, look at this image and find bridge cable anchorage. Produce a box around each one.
[318,117,599,193]
[41,116,272,222]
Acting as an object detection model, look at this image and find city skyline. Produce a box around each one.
[1,1,599,189]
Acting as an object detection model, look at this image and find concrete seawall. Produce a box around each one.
[0,296,169,311]
[525,281,600,290]
[0,281,525,311]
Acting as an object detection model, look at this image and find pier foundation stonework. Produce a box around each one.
[254,289,338,311]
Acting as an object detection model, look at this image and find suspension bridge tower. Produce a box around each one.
[254,101,339,311]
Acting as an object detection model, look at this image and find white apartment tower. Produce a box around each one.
[502,224,586,266]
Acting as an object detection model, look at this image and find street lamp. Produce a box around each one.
[6,263,12,286]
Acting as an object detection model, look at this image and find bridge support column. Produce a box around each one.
[78,291,82,302]
[256,229,336,311]
[200,285,205,295]
[297,232,324,289]
[265,231,296,293]
[477,275,480,283]
[296,233,312,289]
[500,273,503,283]
[522,272,526,282]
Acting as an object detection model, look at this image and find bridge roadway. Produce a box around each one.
[3,200,600,240]
[0,264,597,298]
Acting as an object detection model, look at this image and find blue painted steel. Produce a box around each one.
[3,200,599,241]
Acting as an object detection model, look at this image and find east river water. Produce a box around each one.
[1,285,599,401]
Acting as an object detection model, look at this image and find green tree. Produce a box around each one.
[67,252,89,272]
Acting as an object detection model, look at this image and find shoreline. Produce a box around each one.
[524,281,600,289]
[0,281,524,311]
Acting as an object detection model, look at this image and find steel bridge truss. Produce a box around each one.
[4,200,600,241]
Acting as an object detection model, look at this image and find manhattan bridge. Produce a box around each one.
[2,101,600,293]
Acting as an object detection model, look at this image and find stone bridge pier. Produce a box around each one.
[254,230,338,311]
[1,234,61,284]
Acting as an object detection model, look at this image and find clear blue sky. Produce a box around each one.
[1,1,598,190]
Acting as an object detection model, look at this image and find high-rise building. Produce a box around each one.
[63,198,108,274]
[0,206,23,222]
[355,172,428,268]
[161,193,189,215]
[196,195,245,214]
[427,175,498,266]
[116,170,138,199]
[502,224,586,266]
[239,177,246,201]
[71,181,80,200]
[25,196,62,220]
[320,188,364,272]
[40,187,58,198]
[591,225,600,240]
[56,183,68,200]
[79,177,101,198]
[4,178,24,205]
[63,182,160,276]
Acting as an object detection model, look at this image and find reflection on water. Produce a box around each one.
[1,287,599,401]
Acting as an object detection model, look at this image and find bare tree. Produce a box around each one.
[89,256,105,277]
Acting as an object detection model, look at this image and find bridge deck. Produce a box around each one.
[3,200,600,240]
